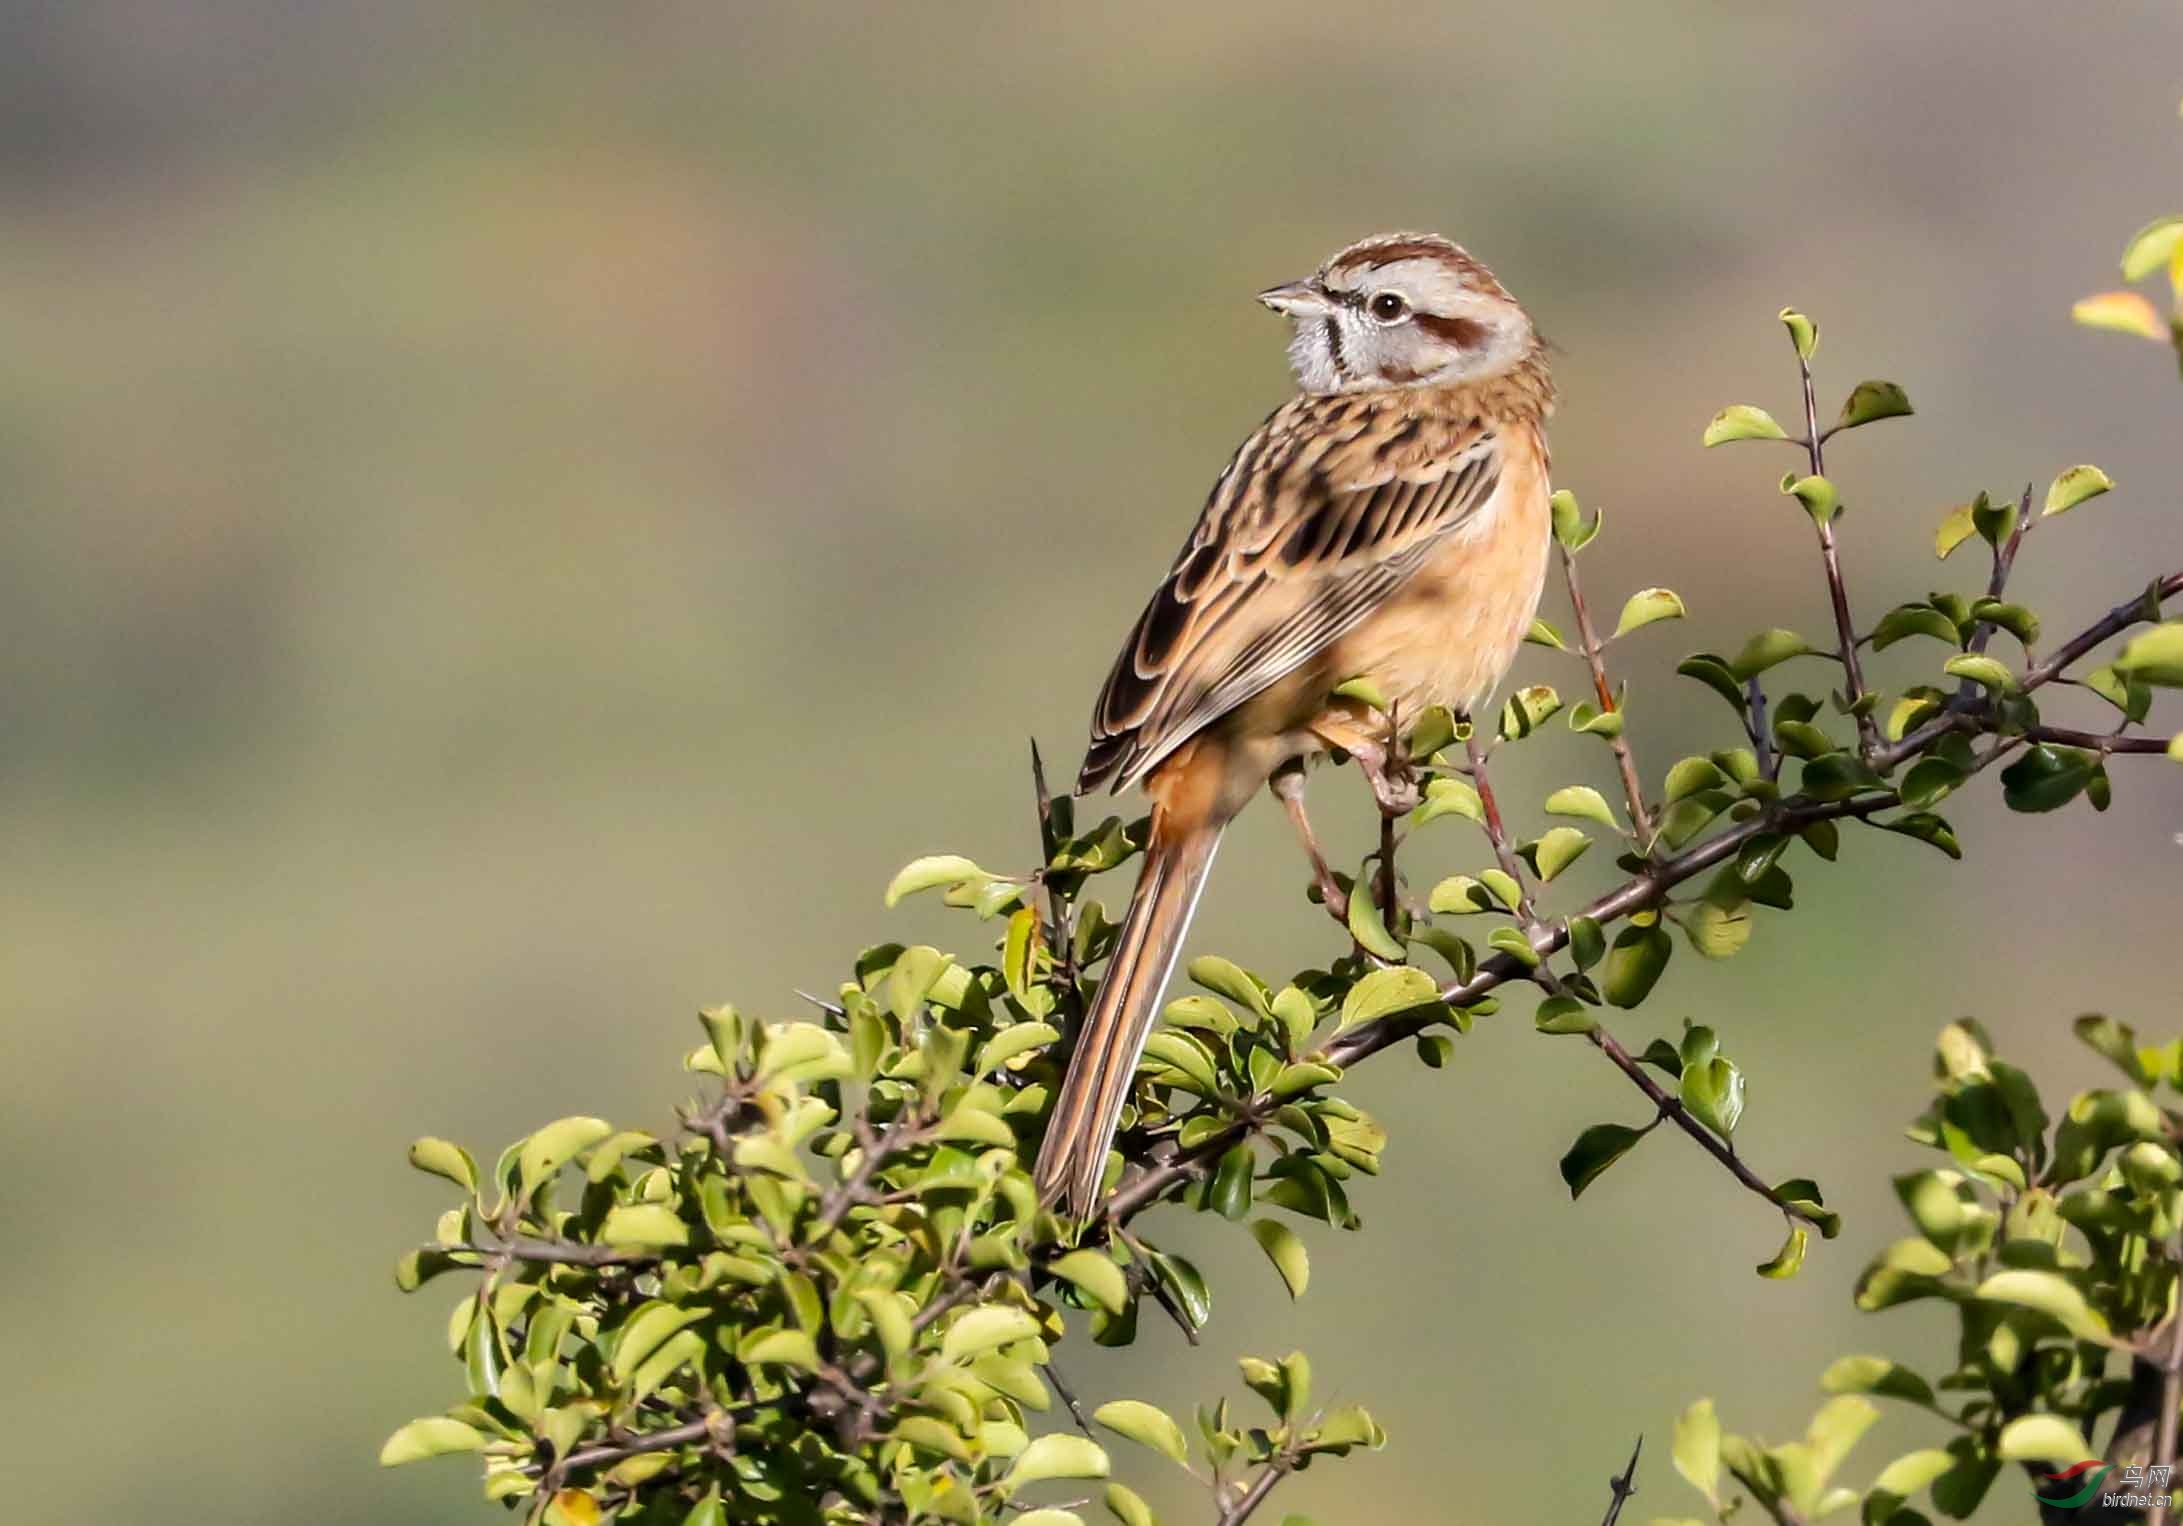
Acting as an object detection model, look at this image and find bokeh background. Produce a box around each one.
[7,3,2183,1521]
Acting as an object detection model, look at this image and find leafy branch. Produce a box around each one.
[382,304,2183,1526]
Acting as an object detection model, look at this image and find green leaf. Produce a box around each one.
[1339,965,1440,1030]
[1780,472,1840,525]
[1934,501,1979,559]
[1870,1449,1956,1499]
[1559,1123,1645,1199]
[978,1023,1060,1077]
[1007,1435,1112,1488]
[1836,380,1913,429]
[1758,1224,1809,1279]
[1524,617,1569,651]
[1427,875,1492,915]
[1780,307,1818,359]
[2115,623,2183,686]
[1411,775,1484,827]
[1534,995,1598,1036]
[1683,900,1753,960]
[2074,289,2168,337]
[2122,215,2183,280]
[1141,1030,1220,1095]
[1486,925,1540,967]
[611,1304,706,1384]
[1330,675,1388,710]
[1050,1250,1130,1316]
[739,1327,816,1372]
[517,1117,614,1201]
[1672,1398,1721,1503]
[1602,923,1671,1008]
[1819,1356,1934,1407]
[1550,488,1591,549]
[2000,744,2094,813]
[1249,1218,1310,1299]
[2044,464,2114,517]
[1103,1484,1157,1526]
[1869,604,1961,652]
[1188,956,1273,1020]
[379,1416,487,1466]
[1995,1414,2097,1465]
[1567,915,1605,972]
[1543,785,1619,829]
[1681,1057,1745,1138]
[408,1137,478,1193]
[1800,752,1885,802]
[1524,826,1592,882]
[597,1203,690,1249]
[1974,1269,2114,1344]
[1499,683,1563,738]
[1615,587,1688,637]
[1728,629,1815,680]
[1702,404,1790,446]
[1206,1145,1255,1220]
[1346,878,1407,962]
[1092,1400,1189,1466]
[1941,653,2015,692]
[884,854,987,907]
[2073,1014,2154,1085]
[942,1305,1042,1363]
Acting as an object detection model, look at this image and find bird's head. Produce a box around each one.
[1258,232,1535,396]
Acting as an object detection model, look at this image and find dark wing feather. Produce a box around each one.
[1080,395,1503,793]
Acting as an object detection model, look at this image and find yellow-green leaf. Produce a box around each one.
[1338,965,1439,1031]
[1780,307,1819,359]
[1092,1400,1189,1465]
[942,1305,1041,1363]
[1049,1250,1129,1316]
[1006,1434,1111,1487]
[1249,1217,1309,1299]
[1995,1414,2097,1465]
[1614,587,1687,637]
[883,854,987,908]
[2073,290,2167,339]
[1544,784,1618,829]
[1836,379,1913,429]
[1702,404,1789,446]
[2122,215,2183,280]
[2045,464,2114,517]
[379,1416,487,1466]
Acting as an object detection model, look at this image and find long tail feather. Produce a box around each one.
[1034,817,1225,1217]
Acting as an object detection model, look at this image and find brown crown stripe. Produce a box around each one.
[1326,236,1462,272]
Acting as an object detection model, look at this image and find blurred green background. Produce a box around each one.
[7,3,2183,1520]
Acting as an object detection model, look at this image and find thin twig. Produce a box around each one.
[438,1236,661,1268]
[1797,352,1879,757]
[1559,542,1656,844]
[1745,676,1775,780]
[1043,1359,1097,1437]
[2152,1296,2183,1526]
[1216,1457,1295,1526]
[2026,726,2172,754]
[1600,1435,1644,1526]
[1587,1024,1803,1224]
[1967,485,2036,659]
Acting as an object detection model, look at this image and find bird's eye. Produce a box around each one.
[1368,291,1409,322]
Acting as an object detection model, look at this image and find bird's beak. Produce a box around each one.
[1257,279,1333,318]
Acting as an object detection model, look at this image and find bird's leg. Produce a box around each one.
[1268,762,1351,924]
[1308,706,1421,817]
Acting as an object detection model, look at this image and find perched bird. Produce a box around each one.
[1033,232,1558,1217]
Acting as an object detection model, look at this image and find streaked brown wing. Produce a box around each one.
[1080,395,1504,793]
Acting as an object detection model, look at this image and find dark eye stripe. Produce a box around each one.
[1322,317,1347,379]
